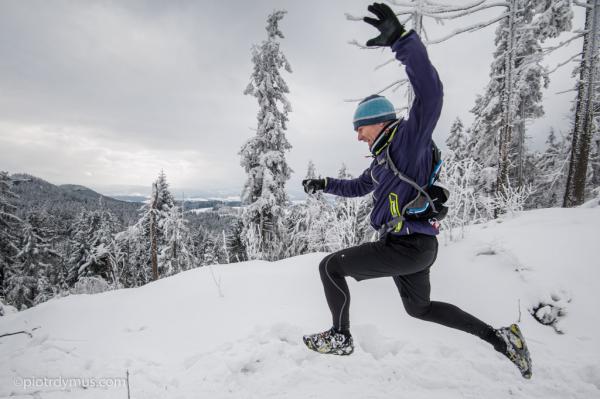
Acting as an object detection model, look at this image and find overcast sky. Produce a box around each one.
[0,1,585,199]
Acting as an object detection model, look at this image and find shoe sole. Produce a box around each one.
[508,324,532,379]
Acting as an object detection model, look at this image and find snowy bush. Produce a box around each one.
[485,182,533,218]
[0,299,17,316]
[71,276,111,295]
[441,158,486,242]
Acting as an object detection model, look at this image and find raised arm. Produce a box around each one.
[392,31,443,152]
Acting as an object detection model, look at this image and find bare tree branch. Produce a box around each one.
[344,79,409,102]
[375,57,398,71]
[0,326,40,339]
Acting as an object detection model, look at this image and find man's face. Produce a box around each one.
[357,122,386,148]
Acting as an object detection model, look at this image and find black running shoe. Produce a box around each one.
[302,327,354,356]
[496,324,532,379]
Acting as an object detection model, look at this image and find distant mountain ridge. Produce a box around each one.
[10,173,142,227]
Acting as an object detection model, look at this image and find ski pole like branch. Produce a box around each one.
[0,326,40,339]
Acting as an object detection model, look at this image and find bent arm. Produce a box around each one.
[324,167,374,198]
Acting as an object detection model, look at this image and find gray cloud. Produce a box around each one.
[0,1,585,197]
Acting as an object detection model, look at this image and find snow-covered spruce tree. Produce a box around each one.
[5,215,59,309]
[446,117,467,163]
[158,203,197,276]
[563,0,600,206]
[201,233,224,266]
[224,219,247,263]
[133,171,177,280]
[67,209,119,287]
[240,10,292,261]
[530,128,571,208]
[0,171,22,300]
[112,223,153,288]
[469,0,572,213]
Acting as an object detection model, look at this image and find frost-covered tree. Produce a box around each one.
[67,209,119,286]
[5,215,59,309]
[158,204,196,276]
[224,219,247,263]
[563,0,600,206]
[328,164,372,250]
[440,157,485,242]
[283,161,331,256]
[531,128,571,208]
[305,172,332,254]
[133,171,178,280]
[201,233,225,266]
[446,117,467,162]
[0,172,21,299]
[240,10,293,261]
[469,0,572,211]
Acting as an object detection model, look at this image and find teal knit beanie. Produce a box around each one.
[353,95,397,131]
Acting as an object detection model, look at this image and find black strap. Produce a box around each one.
[383,145,437,213]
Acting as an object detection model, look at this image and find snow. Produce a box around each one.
[186,208,214,215]
[1,206,599,398]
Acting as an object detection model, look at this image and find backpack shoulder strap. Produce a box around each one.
[383,145,436,212]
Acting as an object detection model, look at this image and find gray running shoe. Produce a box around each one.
[496,324,532,379]
[303,327,354,356]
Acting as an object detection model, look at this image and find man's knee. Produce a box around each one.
[319,254,342,279]
[402,298,431,319]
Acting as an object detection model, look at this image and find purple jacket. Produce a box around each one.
[324,31,443,237]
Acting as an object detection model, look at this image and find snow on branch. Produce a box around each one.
[344,13,363,22]
[347,39,373,50]
[424,0,488,11]
[574,0,594,8]
[546,52,583,75]
[414,2,508,20]
[375,57,398,71]
[426,13,509,45]
[555,87,579,95]
[542,32,586,55]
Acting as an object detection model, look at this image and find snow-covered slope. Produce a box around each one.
[1,206,599,398]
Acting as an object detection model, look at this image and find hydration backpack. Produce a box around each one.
[379,140,449,231]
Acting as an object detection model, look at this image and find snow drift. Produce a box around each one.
[1,205,599,398]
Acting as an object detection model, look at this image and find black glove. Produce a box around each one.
[302,178,326,195]
[364,3,406,47]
